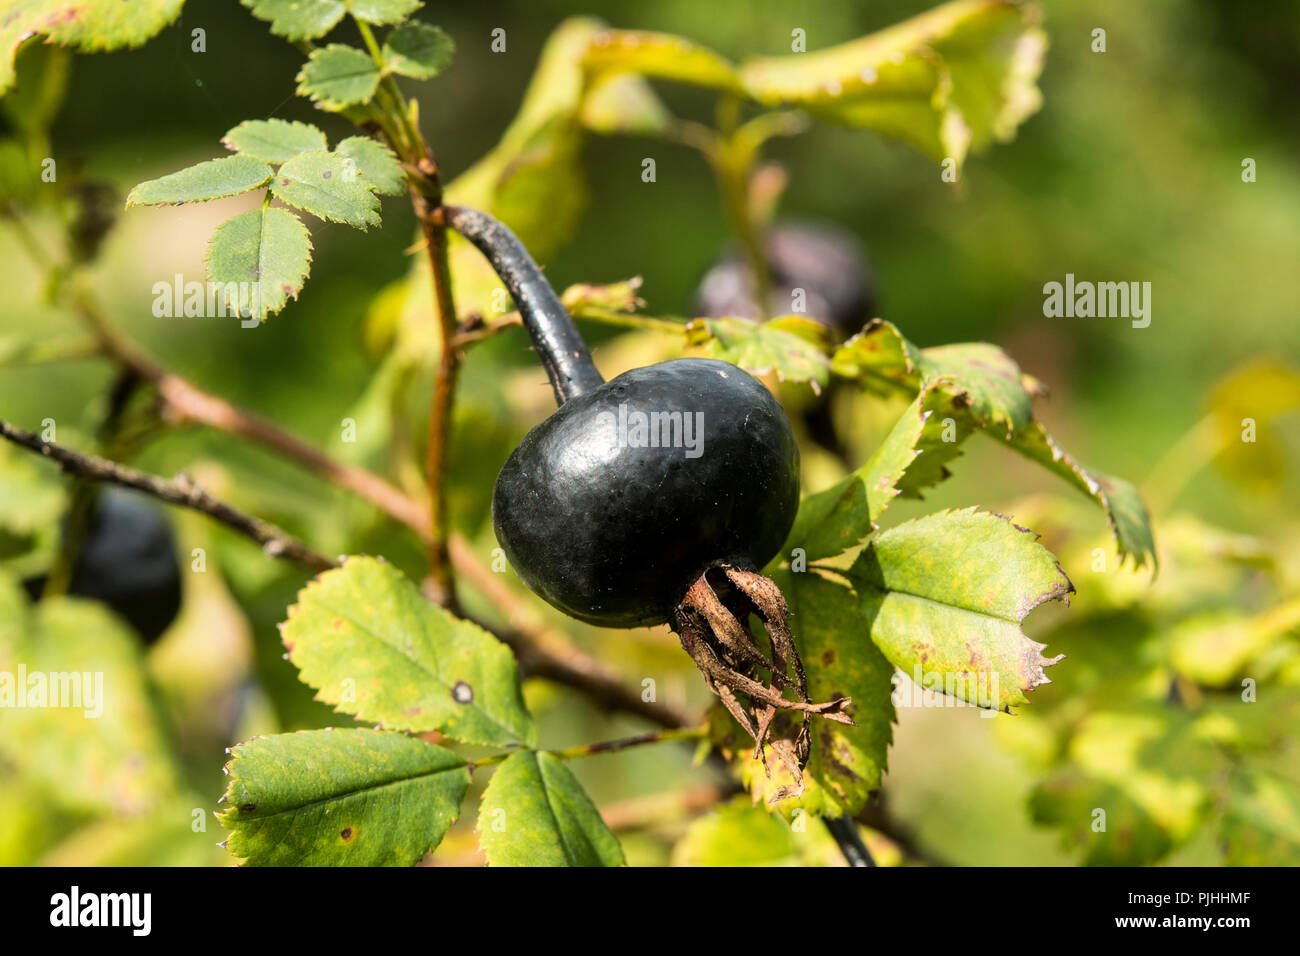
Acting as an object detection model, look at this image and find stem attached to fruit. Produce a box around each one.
[443,205,604,405]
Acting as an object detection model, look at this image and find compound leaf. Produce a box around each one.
[848,507,1071,710]
[382,21,453,79]
[206,205,312,321]
[222,118,327,163]
[478,751,623,866]
[271,148,380,228]
[281,556,536,747]
[126,155,272,206]
[218,728,467,866]
[296,43,381,110]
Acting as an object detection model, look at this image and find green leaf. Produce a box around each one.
[0,581,182,817]
[206,206,312,322]
[584,29,742,93]
[478,751,624,866]
[280,555,536,747]
[271,148,380,228]
[848,508,1071,710]
[222,118,327,163]
[126,155,272,206]
[218,728,468,866]
[336,135,405,195]
[296,43,381,110]
[781,385,968,563]
[832,320,1156,568]
[345,0,422,26]
[750,571,894,817]
[1220,771,1300,866]
[918,342,1033,437]
[1000,422,1157,569]
[686,316,831,393]
[382,21,453,79]
[671,798,851,866]
[1,0,183,96]
[579,73,673,137]
[242,0,346,41]
[737,0,1045,168]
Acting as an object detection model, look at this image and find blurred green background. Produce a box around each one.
[1,0,1297,865]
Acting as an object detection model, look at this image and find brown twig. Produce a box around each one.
[0,419,335,573]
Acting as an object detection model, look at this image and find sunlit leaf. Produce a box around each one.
[218,728,467,866]
[126,155,272,206]
[832,319,1156,568]
[579,73,673,137]
[0,0,183,95]
[222,118,327,163]
[584,29,741,93]
[206,206,313,321]
[738,0,1045,167]
[296,43,381,110]
[671,798,852,866]
[242,0,346,41]
[686,316,831,392]
[382,21,453,79]
[477,751,623,866]
[781,385,969,563]
[336,135,405,195]
[280,555,536,747]
[271,148,380,228]
[747,571,894,817]
[346,0,422,26]
[848,507,1071,709]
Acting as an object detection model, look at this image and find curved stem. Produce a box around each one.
[443,205,604,405]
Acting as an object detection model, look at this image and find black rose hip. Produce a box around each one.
[448,206,852,770]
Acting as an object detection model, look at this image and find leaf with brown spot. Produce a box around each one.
[281,556,536,747]
[218,728,468,866]
[848,507,1071,710]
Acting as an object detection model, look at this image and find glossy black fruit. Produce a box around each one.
[26,488,182,643]
[448,204,844,767]
[492,357,800,628]
[693,221,874,337]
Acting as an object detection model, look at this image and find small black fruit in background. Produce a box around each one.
[692,221,874,337]
[25,488,182,644]
[448,206,852,773]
